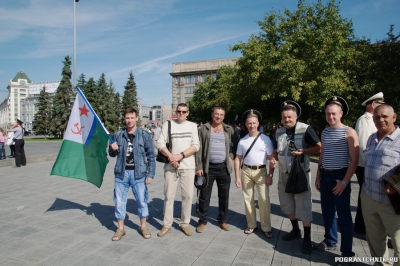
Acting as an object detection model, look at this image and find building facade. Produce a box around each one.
[0,71,32,130]
[169,58,238,114]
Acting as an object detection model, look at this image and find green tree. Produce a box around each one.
[189,66,238,123]
[101,79,119,134]
[50,56,75,137]
[82,77,100,113]
[230,0,361,133]
[121,71,140,125]
[76,73,87,91]
[33,86,52,137]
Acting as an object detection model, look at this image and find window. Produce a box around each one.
[212,73,217,80]
[185,97,192,103]
[185,75,197,84]
[176,88,181,94]
[176,76,181,85]
[176,98,181,104]
[201,74,206,83]
[185,86,197,94]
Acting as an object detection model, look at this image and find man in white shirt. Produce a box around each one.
[354,92,384,234]
[234,109,276,238]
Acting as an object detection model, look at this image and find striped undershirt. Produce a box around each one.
[209,130,226,163]
[322,126,350,170]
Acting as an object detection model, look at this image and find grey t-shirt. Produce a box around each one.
[209,130,226,164]
[9,127,23,140]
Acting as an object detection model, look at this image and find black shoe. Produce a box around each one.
[302,239,313,254]
[282,229,302,241]
[313,240,337,251]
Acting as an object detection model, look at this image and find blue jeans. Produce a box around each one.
[320,170,355,257]
[114,170,149,220]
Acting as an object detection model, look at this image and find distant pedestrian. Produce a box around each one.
[152,122,162,155]
[8,120,26,167]
[0,128,6,159]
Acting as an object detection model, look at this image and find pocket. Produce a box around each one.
[381,149,400,167]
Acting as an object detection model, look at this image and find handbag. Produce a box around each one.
[285,156,309,194]
[156,121,171,163]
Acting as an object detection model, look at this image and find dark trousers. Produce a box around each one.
[14,139,26,166]
[354,166,366,234]
[10,145,15,157]
[198,162,231,224]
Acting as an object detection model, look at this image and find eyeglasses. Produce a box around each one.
[176,110,187,114]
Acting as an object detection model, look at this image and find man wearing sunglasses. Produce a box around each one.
[156,103,200,237]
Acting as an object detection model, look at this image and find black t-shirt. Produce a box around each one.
[125,134,135,170]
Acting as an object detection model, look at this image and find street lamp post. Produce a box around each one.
[73,0,79,89]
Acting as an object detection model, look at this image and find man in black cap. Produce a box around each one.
[234,110,276,238]
[315,96,359,262]
[195,106,238,233]
[354,92,384,234]
[275,100,321,254]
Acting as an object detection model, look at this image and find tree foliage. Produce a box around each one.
[33,86,52,137]
[50,56,75,137]
[229,0,360,133]
[121,71,140,125]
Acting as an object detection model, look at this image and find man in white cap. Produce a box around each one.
[354,92,384,234]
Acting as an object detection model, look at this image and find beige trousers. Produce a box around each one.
[241,166,271,232]
[361,189,400,266]
[163,169,195,228]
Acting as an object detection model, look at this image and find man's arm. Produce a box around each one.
[195,127,204,174]
[108,131,119,158]
[315,138,324,192]
[332,127,359,196]
[234,155,242,188]
[143,131,155,179]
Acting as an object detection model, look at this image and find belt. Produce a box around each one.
[319,167,347,175]
[209,161,225,165]
[244,164,266,170]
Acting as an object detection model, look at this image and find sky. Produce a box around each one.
[1,0,399,106]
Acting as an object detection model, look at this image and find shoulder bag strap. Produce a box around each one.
[168,120,172,152]
[241,132,261,168]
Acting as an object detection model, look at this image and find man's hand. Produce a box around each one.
[111,142,118,151]
[196,170,203,176]
[315,177,320,192]
[291,149,304,157]
[235,178,242,188]
[266,176,273,186]
[269,159,276,168]
[146,177,153,185]
[384,183,396,195]
[332,180,346,196]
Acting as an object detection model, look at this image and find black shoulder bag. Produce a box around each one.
[240,133,261,169]
[156,121,172,163]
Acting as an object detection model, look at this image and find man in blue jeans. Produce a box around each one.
[315,96,359,264]
[109,107,155,241]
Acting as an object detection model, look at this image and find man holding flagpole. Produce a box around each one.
[109,107,155,241]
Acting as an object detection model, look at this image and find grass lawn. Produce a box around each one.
[24,137,63,142]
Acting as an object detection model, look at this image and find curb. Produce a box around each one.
[0,154,57,168]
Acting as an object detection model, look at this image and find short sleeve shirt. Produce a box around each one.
[237,134,274,165]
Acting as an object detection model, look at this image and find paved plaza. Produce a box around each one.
[0,142,393,265]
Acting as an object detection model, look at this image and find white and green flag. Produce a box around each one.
[51,88,109,188]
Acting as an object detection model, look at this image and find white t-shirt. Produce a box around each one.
[237,134,274,166]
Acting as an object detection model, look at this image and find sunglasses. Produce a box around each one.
[177,110,187,114]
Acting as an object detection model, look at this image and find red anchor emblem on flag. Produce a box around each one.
[71,123,85,135]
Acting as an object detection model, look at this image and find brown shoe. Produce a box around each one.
[157,226,171,237]
[181,226,193,236]
[218,222,230,231]
[196,224,207,233]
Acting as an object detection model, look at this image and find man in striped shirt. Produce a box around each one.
[315,96,359,263]
[362,104,400,263]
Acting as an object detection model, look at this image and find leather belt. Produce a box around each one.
[319,167,347,175]
[244,164,266,170]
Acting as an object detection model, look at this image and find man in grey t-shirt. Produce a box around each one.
[195,107,238,233]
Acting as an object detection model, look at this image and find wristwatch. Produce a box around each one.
[181,152,185,159]
[268,173,273,177]
[341,181,347,187]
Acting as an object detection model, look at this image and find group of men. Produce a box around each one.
[107,94,399,265]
